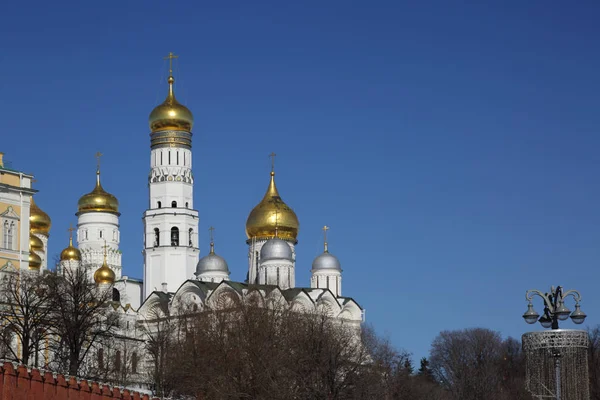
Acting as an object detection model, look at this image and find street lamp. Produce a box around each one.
[522,286,587,400]
[522,286,586,329]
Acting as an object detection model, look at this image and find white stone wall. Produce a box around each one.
[77,211,122,279]
[258,258,294,289]
[311,271,342,297]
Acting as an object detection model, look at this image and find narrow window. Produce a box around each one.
[277,268,280,286]
[98,348,104,370]
[85,230,88,240]
[184,152,186,166]
[171,227,179,246]
[99,230,103,239]
[185,202,189,208]
[115,350,121,372]
[3,222,11,249]
[188,228,193,247]
[157,201,161,209]
[168,151,171,165]
[154,228,160,247]
[177,151,179,165]
[171,201,177,208]
[160,151,163,164]
[112,288,120,302]
[132,352,138,374]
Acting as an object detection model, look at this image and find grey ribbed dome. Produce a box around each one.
[312,252,341,271]
[195,253,229,275]
[260,237,292,261]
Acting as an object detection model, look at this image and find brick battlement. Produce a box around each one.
[0,362,158,399]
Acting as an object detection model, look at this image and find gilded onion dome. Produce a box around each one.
[30,197,51,236]
[94,258,115,285]
[149,75,194,133]
[60,234,81,262]
[28,249,42,270]
[29,234,44,252]
[77,168,119,215]
[246,171,299,242]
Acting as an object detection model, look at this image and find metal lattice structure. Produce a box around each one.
[522,329,589,400]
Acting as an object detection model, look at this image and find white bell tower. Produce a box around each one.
[143,53,199,298]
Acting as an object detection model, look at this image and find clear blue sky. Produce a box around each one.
[2,1,599,362]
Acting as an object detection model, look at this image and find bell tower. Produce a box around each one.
[143,53,199,298]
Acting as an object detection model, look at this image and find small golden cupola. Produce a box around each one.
[148,53,194,149]
[94,241,115,285]
[30,234,44,252]
[60,225,81,261]
[77,154,119,216]
[28,249,42,270]
[245,154,299,242]
[30,197,51,236]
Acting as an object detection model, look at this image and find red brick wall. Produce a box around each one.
[0,362,158,400]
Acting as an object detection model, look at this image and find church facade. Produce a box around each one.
[14,56,363,382]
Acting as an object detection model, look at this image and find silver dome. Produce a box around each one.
[195,253,230,275]
[260,237,293,261]
[312,252,341,271]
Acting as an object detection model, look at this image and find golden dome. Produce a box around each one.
[246,171,299,241]
[149,75,193,133]
[28,249,42,270]
[30,198,51,236]
[94,260,115,285]
[77,169,119,215]
[30,234,44,252]
[60,236,81,261]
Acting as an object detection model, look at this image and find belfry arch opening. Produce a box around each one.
[171,227,179,246]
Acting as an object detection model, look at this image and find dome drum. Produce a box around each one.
[150,130,192,150]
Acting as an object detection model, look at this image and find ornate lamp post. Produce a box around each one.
[522,286,587,400]
[522,286,586,329]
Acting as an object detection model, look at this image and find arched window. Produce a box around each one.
[171,201,177,208]
[154,228,160,247]
[188,228,193,247]
[115,350,121,372]
[98,348,104,369]
[171,227,179,246]
[112,288,120,302]
[132,352,138,374]
[157,201,161,209]
[185,202,189,208]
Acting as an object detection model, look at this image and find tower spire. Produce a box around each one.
[67,224,75,247]
[269,152,276,176]
[208,226,215,254]
[95,152,103,185]
[322,225,330,253]
[163,52,179,97]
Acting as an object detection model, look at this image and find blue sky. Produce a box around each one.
[2,1,599,361]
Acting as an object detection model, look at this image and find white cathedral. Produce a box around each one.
[31,58,363,377]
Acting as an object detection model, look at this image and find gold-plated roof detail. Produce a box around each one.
[30,197,51,236]
[28,249,42,270]
[30,234,44,252]
[60,225,81,261]
[149,53,193,134]
[77,155,119,215]
[94,240,115,284]
[245,170,299,241]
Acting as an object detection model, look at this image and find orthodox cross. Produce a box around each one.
[269,152,276,173]
[274,209,279,237]
[322,225,330,252]
[95,152,103,171]
[208,226,215,242]
[164,52,179,75]
[67,224,75,240]
[102,239,110,262]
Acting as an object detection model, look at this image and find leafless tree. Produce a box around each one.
[589,326,600,400]
[0,272,53,366]
[45,266,120,376]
